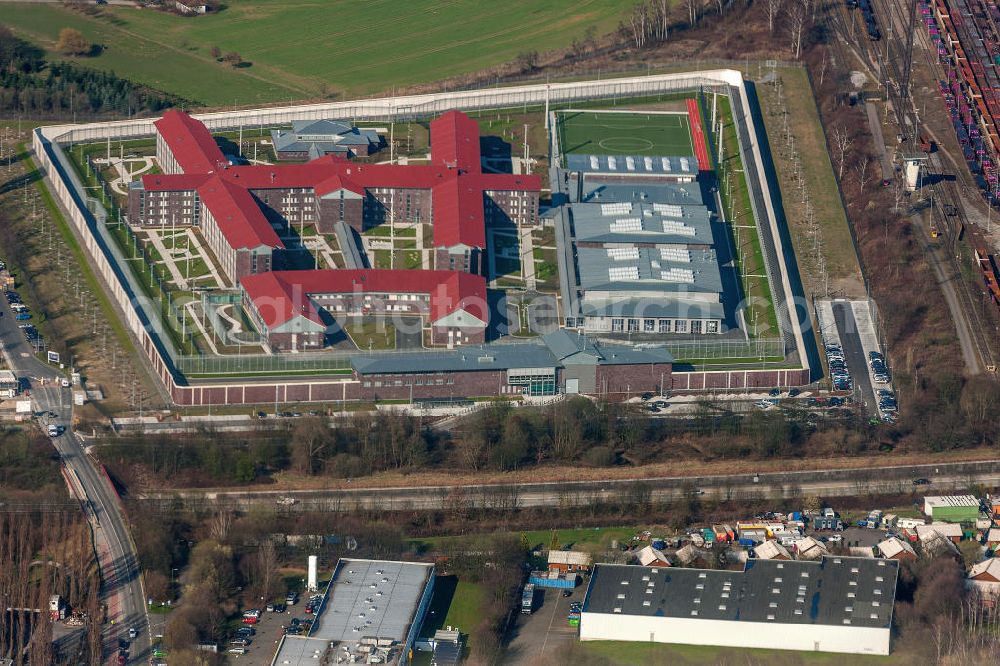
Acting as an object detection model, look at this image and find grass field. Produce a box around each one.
[0,0,628,107]
[577,640,895,665]
[558,110,695,156]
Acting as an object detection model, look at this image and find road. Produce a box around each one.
[0,296,148,664]
[831,302,876,413]
[136,458,1000,514]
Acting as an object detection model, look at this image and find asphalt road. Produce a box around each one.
[0,295,148,664]
[831,302,876,413]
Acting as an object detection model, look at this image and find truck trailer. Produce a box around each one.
[521,584,536,614]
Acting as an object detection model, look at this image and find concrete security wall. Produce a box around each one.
[579,612,891,656]
[33,69,810,405]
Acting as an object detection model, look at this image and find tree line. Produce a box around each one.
[0,23,181,117]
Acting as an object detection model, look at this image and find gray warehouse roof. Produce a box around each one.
[570,201,713,246]
[567,153,699,177]
[577,246,723,295]
[351,331,673,375]
[272,559,434,666]
[581,182,706,207]
[583,557,898,629]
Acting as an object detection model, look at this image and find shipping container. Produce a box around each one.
[528,572,577,589]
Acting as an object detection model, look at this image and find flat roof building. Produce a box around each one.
[570,201,714,247]
[270,559,434,666]
[923,495,981,523]
[580,181,705,207]
[567,153,699,181]
[575,246,724,335]
[580,557,899,656]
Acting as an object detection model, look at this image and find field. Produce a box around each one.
[577,640,895,665]
[557,110,695,156]
[0,0,629,107]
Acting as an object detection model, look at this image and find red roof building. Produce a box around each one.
[131,109,539,284]
[240,269,488,351]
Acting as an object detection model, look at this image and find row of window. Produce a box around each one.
[362,377,456,388]
[609,318,720,334]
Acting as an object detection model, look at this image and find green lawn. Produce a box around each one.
[345,319,396,351]
[558,110,694,156]
[578,640,895,665]
[419,577,485,644]
[1,0,630,106]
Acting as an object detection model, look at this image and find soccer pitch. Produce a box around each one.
[557,111,695,157]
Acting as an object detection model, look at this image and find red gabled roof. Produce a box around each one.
[150,110,539,256]
[239,271,323,330]
[154,109,227,174]
[430,110,483,172]
[240,269,487,329]
[197,176,283,250]
[141,173,212,191]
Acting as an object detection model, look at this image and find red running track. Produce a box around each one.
[686,98,712,171]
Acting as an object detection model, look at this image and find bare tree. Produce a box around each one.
[208,509,233,542]
[818,49,830,88]
[856,156,872,194]
[789,4,807,59]
[686,0,699,27]
[765,0,783,34]
[832,126,853,180]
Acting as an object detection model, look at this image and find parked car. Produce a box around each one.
[913,478,931,486]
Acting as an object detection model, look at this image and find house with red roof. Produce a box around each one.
[240,269,488,351]
[128,109,540,283]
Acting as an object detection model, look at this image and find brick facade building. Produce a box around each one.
[240,269,488,351]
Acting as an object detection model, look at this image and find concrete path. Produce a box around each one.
[519,225,537,290]
[145,229,190,290]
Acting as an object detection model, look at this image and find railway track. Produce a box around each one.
[826,0,997,373]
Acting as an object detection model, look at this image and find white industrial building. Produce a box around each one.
[270,559,434,666]
[579,557,898,656]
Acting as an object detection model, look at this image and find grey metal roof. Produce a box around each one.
[581,182,706,207]
[582,557,898,629]
[580,298,725,321]
[351,342,558,375]
[351,333,673,375]
[577,247,723,295]
[567,153,699,177]
[272,559,434,666]
[271,120,380,154]
[570,201,713,246]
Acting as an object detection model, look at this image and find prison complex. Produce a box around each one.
[128,109,541,284]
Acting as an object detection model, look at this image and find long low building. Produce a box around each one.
[349,329,673,399]
[579,557,899,656]
[240,269,488,350]
[270,559,434,666]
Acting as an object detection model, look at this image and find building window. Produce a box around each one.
[643,319,655,332]
[675,320,688,333]
[627,319,639,332]
[612,318,624,332]
[706,321,719,333]
[659,319,670,333]
[692,320,703,334]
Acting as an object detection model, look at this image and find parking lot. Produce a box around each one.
[225,599,307,665]
[505,586,581,665]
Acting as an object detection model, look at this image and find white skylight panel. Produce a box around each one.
[608,266,640,281]
[661,219,696,237]
[659,248,691,263]
[609,218,642,233]
[607,247,640,261]
[660,268,696,283]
